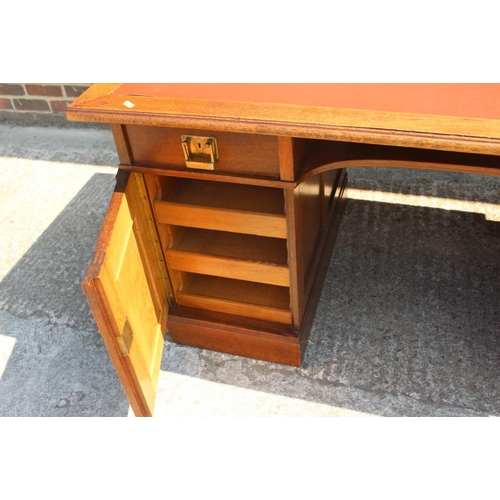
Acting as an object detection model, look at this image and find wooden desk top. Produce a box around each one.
[67,84,500,155]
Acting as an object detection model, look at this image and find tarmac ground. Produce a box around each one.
[1,121,499,417]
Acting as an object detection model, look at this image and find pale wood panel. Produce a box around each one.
[98,261,157,408]
[112,224,162,382]
[101,198,133,279]
[82,172,168,417]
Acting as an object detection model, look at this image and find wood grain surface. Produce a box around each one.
[82,172,169,417]
[67,84,500,155]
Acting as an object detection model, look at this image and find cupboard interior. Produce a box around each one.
[144,166,345,328]
[150,176,293,324]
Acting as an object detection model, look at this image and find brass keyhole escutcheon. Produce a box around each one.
[181,135,219,170]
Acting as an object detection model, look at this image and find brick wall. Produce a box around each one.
[0,84,90,123]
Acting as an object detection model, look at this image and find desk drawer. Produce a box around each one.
[124,125,281,178]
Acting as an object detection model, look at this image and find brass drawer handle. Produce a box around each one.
[181,135,219,170]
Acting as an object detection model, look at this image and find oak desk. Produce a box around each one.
[67,84,500,416]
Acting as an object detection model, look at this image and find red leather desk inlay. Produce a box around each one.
[114,83,500,120]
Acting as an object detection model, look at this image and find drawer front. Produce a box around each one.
[124,125,281,178]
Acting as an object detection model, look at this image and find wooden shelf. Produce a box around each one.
[176,274,292,324]
[166,228,290,286]
[154,178,287,238]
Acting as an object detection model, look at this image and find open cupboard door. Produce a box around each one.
[82,171,170,416]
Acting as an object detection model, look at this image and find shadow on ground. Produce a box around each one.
[0,173,130,416]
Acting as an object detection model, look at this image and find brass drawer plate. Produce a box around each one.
[181,135,219,170]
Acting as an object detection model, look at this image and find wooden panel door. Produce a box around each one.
[82,171,170,416]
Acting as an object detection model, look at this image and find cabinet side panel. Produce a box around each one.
[298,174,323,291]
[285,188,303,327]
